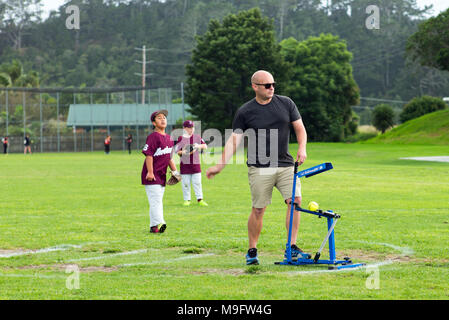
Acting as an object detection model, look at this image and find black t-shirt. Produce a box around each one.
[232,94,301,168]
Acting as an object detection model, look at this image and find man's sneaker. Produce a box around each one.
[198,200,208,207]
[150,224,167,233]
[285,244,311,259]
[183,200,191,206]
[246,248,259,265]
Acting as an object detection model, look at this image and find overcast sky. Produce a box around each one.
[415,0,449,15]
[40,0,449,19]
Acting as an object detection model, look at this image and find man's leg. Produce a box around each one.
[248,206,266,249]
[246,206,266,265]
[246,166,275,264]
[276,167,309,258]
[275,167,302,245]
[285,197,301,245]
[285,196,310,258]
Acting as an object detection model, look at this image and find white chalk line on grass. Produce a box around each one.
[67,249,151,262]
[0,241,414,277]
[0,253,215,279]
[354,240,415,256]
[284,241,413,275]
[0,272,66,279]
[66,248,213,263]
[0,244,83,258]
[0,242,107,258]
[118,253,215,267]
[286,260,394,276]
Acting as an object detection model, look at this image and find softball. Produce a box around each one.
[307,201,319,211]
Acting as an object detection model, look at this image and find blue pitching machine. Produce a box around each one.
[275,162,365,270]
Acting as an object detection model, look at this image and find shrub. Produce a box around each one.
[372,104,395,134]
[400,96,447,123]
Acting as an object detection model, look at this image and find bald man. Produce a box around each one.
[206,70,308,265]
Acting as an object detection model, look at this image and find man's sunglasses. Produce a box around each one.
[254,82,275,89]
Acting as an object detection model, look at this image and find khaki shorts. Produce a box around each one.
[248,166,301,209]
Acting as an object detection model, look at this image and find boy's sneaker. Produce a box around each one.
[150,224,167,233]
[198,200,208,207]
[183,200,191,206]
[285,244,311,259]
[245,248,259,265]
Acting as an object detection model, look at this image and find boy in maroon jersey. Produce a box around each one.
[142,109,180,233]
[175,120,208,207]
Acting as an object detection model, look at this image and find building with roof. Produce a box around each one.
[67,103,190,129]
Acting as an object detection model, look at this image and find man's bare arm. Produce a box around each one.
[219,132,243,169]
[292,118,307,165]
[206,132,243,178]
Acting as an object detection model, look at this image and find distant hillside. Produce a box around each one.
[1,0,446,102]
[363,109,449,145]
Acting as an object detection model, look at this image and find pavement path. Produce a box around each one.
[400,156,449,163]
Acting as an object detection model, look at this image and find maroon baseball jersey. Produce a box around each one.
[141,132,174,186]
[176,134,205,174]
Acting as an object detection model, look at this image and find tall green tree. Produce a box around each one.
[406,9,449,72]
[342,0,430,99]
[280,33,360,142]
[185,8,288,131]
[1,0,43,50]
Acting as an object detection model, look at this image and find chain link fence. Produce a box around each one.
[0,86,189,153]
[351,97,406,126]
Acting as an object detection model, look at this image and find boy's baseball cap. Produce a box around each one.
[183,120,194,128]
[151,109,168,122]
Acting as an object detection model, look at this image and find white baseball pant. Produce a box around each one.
[181,173,203,201]
[145,184,166,227]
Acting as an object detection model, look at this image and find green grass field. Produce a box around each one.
[365,109,449,145]
[1,143,449,299]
